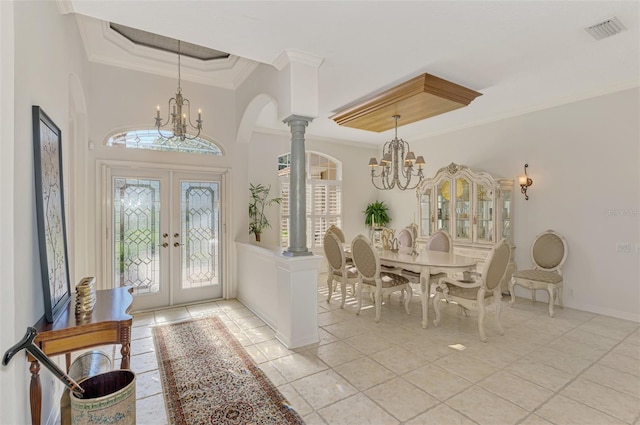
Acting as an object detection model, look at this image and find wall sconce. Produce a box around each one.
[518,163,533,200]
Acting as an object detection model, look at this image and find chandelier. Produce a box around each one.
[368,115,425,190]
[154,40,202,141]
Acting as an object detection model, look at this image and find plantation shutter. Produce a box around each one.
[280,181,290,248]
[278,152,342,250]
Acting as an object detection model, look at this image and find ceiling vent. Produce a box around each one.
[585,17,626,40]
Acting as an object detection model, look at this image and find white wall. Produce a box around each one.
[382,88,640,321]
[0,1,17,423]
[6,1,90,423]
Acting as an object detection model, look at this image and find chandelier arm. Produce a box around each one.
[370,169,387,190]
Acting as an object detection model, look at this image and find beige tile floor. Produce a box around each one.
[77,275,639,425]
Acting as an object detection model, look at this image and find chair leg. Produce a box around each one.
[433,292,442,326]
[547,284,555,318]
[403,285,412,315]
[495,291,504,336]
[326,274,333,303]
[508,278,517,305]
[531,289,537,303]
[556,283,564,309]
[374,290,382,323]
[478,298,487,343]
[356,281,363,316]
[340,279,346,309]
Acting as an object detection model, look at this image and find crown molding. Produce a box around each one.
[272,49,324,71]
[75,14,258,89]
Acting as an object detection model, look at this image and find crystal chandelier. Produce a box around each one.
[368,115,425,190]
[154,40,202,141]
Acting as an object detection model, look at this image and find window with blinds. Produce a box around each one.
[278,152,342,249]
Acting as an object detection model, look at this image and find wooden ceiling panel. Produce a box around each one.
[331,73,482,132]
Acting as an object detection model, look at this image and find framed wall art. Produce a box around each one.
[32,105,71,323]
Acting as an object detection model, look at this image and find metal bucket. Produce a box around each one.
[70,370,136,425]
[61,351,112,425]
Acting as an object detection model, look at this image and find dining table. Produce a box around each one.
[376,248,478,328]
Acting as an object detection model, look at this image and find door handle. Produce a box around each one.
[174,242,183,247]
[159,242,169,248]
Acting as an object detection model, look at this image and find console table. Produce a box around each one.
[28,287,133,425]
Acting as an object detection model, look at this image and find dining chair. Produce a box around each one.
[433,238,511,342]
[427,230,453,253]
[396,227,413,248]
[328,224,353,268]
[401,230,453,297]
[323,230,358,308]
[508,229,568,317]
[351,234,412,322]
[327,224,346,243]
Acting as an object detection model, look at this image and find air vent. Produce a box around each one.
[585,17,626,40]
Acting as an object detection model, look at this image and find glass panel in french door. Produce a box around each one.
[172,174,222,305]
[111,171,170,310]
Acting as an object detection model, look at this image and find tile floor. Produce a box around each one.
[81,275,639,424]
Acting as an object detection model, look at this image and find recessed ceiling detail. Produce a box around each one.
[331,73,483,133]
[109,23,230,61]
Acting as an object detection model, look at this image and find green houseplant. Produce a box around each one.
[363,201,391,229]
[249,183,282,242]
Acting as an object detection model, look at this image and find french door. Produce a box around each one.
[108,167,223,310]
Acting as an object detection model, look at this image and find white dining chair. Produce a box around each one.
[351,234,412,322]
[433,238,511,342]
[323,230,358,308]
[508,230,568,317]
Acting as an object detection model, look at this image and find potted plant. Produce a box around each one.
[249,183,282,242]
[363,201,391,229]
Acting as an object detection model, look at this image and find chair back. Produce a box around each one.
[323,230,345,272]
[531,230,567,272]
[427,230,453,253]
[351,234,380,280]
[327,225,346,243]
[396,228,413,248]
[407,223,418,241]
[482,239,511,291]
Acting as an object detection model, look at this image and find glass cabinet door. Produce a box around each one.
[437,180,450,233]
[501,190,511,240]
[454,177,471,240]
[476,184,494,243]
[419,189,432,237]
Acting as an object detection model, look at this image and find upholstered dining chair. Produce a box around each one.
[323,230,358,308]
[327,224,346,243]
[401,230,454,298]
[351,234,412,322]
[508,229,568,317]
[427,230,453,253]
[396,227,413,248]
[433,238,511,342]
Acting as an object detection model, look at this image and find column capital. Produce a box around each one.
[282,115,314,126]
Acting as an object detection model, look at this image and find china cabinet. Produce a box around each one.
[416,163,515,289]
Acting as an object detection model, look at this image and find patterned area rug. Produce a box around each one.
[152,316,304,425]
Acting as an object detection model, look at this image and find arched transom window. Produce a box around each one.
[278,152,342,249]
[107,129,222,156]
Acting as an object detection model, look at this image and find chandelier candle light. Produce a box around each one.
[368,115,425,190]
[154,40,202,141]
